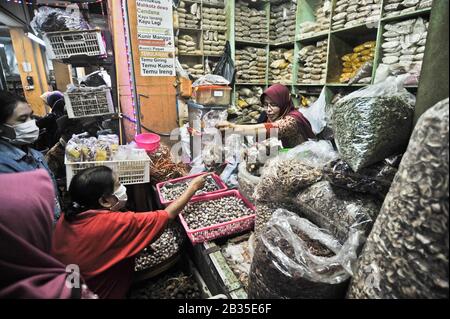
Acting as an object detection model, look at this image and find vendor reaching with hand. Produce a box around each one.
[218,84,315,148]
[51,166,209,299]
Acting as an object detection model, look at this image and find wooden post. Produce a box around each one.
[52,61,73,91]
[9,27,49,116]
[414,1,449,125]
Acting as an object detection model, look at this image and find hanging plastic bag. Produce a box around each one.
[31,6,90,33]
[333,75,415,172]
[203,109,228,129]
[238,161,261,204]
[248,209,364,299]
[284,140,339,168]
[191,74,230,87]
[80,71,109,87]
[298,87,327,135]
[213,41,236,85]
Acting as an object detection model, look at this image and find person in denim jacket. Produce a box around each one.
[0,91,61,221]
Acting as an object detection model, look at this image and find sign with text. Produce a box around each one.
[136,0,175,76]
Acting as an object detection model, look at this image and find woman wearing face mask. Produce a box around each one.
[35,91,66,148]
[217,84,315,148]
[0,91,61,220]
[52,166,209,299]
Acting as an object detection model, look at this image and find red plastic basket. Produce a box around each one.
[156,173,228,207]
[179,190,256,245]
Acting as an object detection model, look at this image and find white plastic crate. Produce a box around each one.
[64,87,114,118]
[65,156,151,189]
[44,29,106,60]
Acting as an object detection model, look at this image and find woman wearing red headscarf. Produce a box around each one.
[218,84,315,148]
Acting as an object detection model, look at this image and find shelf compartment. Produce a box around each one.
[326,26,378,84]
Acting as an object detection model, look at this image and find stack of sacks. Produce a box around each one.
[229,86,264,124]
[298,39,328,85]
[383,0,433,17]
[202,6,227,56]
[379,17,428,83]
[177,34,201,55]
[269,1,297,43]
[269,48,294,84]
[181,63,204,80]
[235,1,268,43]
[298,0,332,38]
[203,30,227,56]
[339,41,376,83]
[332,0,382,31]
[177,1,201,29]
[236,47,267,83]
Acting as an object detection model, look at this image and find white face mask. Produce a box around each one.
[6,120,40,145]
[110,184,128,211]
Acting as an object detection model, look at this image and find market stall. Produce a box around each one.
[0,0,447,302]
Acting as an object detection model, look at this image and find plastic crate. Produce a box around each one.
[65,156,150,189]
[64,87,114,118]
[194,85,232,106]
[156,173,228,207]
[43,29,106,60]
[179,190,256,245]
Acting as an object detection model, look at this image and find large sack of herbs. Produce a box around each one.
[333,76,415,172]
[292,181,382,244]
[248,209,363,299]
[252,141,338,237]
[348,98,449,299]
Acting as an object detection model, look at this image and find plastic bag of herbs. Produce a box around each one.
[332,75,415,172]
[253,140,338,203]
[291,181,382,244]
[322,154,402,199]
[248,209,364,299]
[348,98,449,299]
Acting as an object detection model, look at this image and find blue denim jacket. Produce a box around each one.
[0,139,61,221]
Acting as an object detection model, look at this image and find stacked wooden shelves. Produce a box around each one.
[174,0,435,112]
[175,0,229,79]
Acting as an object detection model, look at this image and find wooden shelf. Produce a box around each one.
[178,53,204,57]
[297,31,329,43]
[296,83,326,86]
[269,40,295,47]
[202,2,225,8]
[331,23,380,36]
[235,82,266,86]
[326,83,367,87]
[176,27,202,32]
[235,39,269,46]
[382,7,432,22]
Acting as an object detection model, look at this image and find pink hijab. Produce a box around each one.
[261,84,316,140]
[0,170,73,299]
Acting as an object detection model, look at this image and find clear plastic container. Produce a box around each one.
[195,85,232,106]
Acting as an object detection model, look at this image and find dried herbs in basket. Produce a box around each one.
[248,209,363,299]
[348,98,449,299]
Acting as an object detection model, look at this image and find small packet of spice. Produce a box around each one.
[66,140,82,162]
[95,140,111,162]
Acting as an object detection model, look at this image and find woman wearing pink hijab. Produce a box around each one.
[0,169,96,299]
[218,84,315,148]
